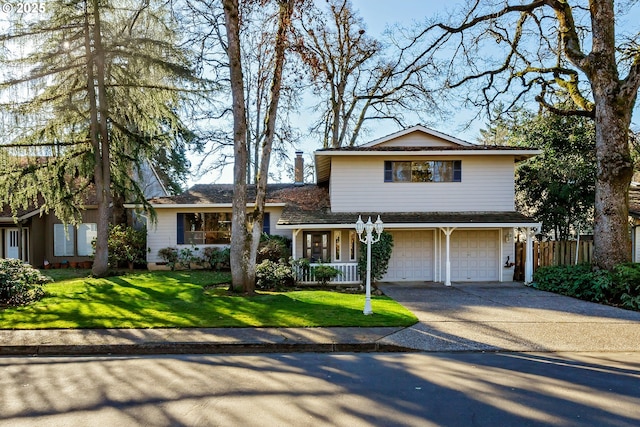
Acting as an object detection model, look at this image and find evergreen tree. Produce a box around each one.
[0,0,200,275]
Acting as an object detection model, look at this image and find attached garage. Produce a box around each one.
[384,230,434,281]
[449,230,500,281]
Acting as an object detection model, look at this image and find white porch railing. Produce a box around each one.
[294,262,361,284]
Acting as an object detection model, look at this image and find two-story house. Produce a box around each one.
[144,125,541,284]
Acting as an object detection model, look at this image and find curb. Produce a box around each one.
[0,342,414,357]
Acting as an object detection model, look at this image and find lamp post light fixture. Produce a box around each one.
[355,215,384,315]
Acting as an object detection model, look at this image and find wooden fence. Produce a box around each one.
[513,240,594,281]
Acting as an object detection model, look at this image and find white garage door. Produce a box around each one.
[450,230,499,281]
[383,230,434,281]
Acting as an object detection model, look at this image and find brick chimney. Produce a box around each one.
[294,151,304,185]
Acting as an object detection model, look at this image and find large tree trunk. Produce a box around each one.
[83,0,111,277]
[93,0,113,277]
[591,91,633,269]
[588,1,634,270]
[223,0,253,293]
[223,0,293,294]
[248,0,294,282]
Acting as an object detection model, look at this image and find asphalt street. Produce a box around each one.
[2,352,640,427]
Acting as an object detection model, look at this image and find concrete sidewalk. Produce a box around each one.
[0,327,407,356]
[1,282,640,356]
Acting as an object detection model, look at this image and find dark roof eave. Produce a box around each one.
[314,146,540,152]
[277,211,540,228]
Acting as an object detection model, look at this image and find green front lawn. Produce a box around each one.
[0,270,418,329]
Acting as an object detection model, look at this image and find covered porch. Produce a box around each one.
[279,211,541,286]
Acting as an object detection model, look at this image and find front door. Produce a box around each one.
[5,228,20,259]
[305,232,330,262]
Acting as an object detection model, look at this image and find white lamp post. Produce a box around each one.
[355,215,384,315]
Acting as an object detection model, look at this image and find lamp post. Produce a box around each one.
[356,215,383,315]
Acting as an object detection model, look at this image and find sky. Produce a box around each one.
[346,0,483,139]
[195,0,478,185]
[193,0,640,185]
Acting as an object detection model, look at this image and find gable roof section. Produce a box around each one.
[360,124,473,148]
[314,125,541,184]
[276,185,540,229]
[148,183,309,207]
[0,204,42,224]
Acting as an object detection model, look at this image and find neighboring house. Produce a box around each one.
[0,160,169,267]
[0,199,100,268]
[145,125,542,284]
[0,204,41,265]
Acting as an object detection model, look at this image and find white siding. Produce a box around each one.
[329,155,515,212]
[375,132,460,147]
[146,207,291,264]
[266,207,289,238]
[147,208,179,263]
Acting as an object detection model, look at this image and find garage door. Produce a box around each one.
[383,230,434,281]
[450,230,499,281]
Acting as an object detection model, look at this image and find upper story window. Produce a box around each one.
[384,160,462,183]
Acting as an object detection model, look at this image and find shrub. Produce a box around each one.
[0,259,51,307]
[612,263,640,310]
[202,247,231,271]
[532,264,612,302]
[255,259,294,290]
[357,231,394,285]
[533,263,640,311]
[257,234,291,263]
[312,263,342,287]
[108,225,147,268]
[158,247,179,270]
[178,247,203,269]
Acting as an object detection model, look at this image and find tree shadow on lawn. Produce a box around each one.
[1,276,415,329]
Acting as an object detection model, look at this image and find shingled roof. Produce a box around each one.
[149,183,314,205]
[276,185,538,227]
[0,204,40,223]
[148,182,538,227]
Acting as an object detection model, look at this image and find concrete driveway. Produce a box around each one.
[379,282,640,352]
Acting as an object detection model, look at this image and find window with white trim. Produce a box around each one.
[334,231,341,261]
[384,160,461,182]
[54,224,75,256]
[349,230,357,261]
[77,223,97,256]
